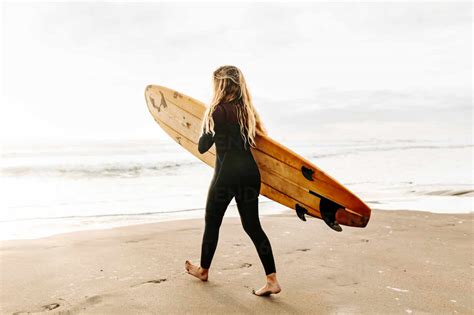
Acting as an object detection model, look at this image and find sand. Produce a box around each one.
[0,209,472,314]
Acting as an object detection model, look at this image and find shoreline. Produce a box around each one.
[1,204,472,242]
[0,201,290,242]
[1,209,473,314]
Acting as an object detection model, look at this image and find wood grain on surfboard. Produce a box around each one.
[144,85,371,227]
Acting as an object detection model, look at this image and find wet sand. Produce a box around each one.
[0,209,472,314]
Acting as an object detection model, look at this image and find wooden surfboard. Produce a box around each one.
[144,85,371,228]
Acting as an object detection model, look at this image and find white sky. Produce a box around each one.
[1,1,472,143]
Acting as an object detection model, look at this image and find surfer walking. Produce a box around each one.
[185,65,281,296]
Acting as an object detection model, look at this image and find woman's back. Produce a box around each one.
[212,100,252,158]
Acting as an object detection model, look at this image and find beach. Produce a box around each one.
[1,209,472,314]
[2,1,472,314]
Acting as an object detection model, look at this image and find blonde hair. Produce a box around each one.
[201,65,267,149]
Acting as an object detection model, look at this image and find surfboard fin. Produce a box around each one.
[308,190,343,231]
[319,197,343,232]
[301,166,314,181]
[295,204,308,221]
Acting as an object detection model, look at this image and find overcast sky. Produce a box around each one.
[1,1,471,143]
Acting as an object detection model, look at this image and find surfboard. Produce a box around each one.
[144,85,371,228]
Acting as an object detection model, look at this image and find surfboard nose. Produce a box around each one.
[336,208,371,228]
[145,84,155,95]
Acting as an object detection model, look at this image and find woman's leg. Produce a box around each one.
[199,183,234,270]
[186,183,233,281]
[235,193,276,276]
[234,169,281,296]
[235,191,281,296]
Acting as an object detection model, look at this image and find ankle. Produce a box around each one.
[266,272,278,283]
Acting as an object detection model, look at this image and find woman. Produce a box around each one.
[185,65,281,296]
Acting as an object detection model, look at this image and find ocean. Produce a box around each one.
[1,133,472,240]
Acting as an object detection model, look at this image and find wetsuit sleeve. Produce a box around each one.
[198,128,214,154]
[198,106,225,154]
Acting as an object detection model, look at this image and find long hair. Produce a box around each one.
[201,65,267,149]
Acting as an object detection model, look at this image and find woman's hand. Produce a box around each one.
[198,130,214,154]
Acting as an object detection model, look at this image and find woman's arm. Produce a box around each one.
[198,129,214,154]
[198,105,226,154]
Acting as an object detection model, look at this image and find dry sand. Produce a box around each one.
[0,209,472,314]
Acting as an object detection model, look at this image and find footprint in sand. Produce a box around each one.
[85,295,103,304]
[222,263,252,270]
[144,279,167,284]
[131,278,167,287]
[43,303,60,310]
[296,248,311,252]
[13,303,60,314]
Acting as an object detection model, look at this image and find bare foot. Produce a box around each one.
[185,260,208,281]
[252,274,281,296]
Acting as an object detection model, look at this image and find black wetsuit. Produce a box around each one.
[198,101,276,276]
